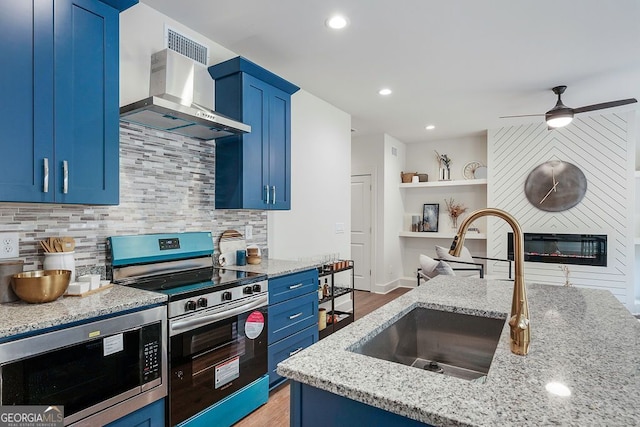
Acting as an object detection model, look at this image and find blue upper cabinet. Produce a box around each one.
[0,0,134,205]
[209,57,299,210]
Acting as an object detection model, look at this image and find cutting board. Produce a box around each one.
[218,230,246,266]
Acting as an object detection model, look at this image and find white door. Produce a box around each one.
[351,174,372,291]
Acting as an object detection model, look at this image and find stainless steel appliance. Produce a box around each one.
[120,49,251,140]
[0,305,166,426]
[109,232,269,427]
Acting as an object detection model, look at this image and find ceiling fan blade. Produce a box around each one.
[499,114,545,118]
[573,98,637,114]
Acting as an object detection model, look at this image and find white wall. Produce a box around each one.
[268,91,352,260]
[404,135,486,182]
[383,135,407,289]
[351,134,406,292]
[120,3,352,261]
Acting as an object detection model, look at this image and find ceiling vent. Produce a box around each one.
[166,28,208,66]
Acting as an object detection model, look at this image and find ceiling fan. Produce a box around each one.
[501,85,637,128]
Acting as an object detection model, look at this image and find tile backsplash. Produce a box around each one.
[0,123,267,276]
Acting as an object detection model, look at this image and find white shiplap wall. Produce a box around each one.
[488,111,635,308]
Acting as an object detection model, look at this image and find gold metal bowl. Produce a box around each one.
[11,270,71,303]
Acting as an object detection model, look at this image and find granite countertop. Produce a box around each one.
[277,276,640,426]
[225,258,322,278]
[0,285,166,339]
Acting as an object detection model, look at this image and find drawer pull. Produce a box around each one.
[289,347,303,357]
[289,312,303,320]
[289,283,304,290]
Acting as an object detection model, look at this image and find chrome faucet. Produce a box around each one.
[449,208,530,356]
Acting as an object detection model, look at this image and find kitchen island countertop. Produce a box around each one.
[278,276,640,426]
[225,258,322,278]
[0,285,166,339]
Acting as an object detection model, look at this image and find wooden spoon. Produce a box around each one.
[61,237,75,252]
[53,238,64,252]
[40,240,51,253]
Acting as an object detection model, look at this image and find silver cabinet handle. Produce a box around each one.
[288,312,303,320]
[265,185,270,204]
[289,283,303,290]
[63,160,69,194]
[272,186,276,204]
[289,347,303,357]
[43,158,49,193]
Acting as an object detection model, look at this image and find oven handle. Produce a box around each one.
[170,295,268,335]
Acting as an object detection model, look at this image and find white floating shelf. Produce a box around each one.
[399,179,487,189]
[399,231,486,240]
[635,170,640,178]
[635,237,640,245]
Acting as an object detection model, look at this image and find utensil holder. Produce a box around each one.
[43,252,76,282]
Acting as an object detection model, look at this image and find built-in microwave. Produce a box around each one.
[0,305,167,426]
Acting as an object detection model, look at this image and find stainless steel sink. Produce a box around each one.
[351,307,506,381]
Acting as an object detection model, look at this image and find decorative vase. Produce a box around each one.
[450,216,459,230]
[439,167,451,181]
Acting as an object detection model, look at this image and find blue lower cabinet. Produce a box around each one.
[268,325,317,389]
[105,398,165,427]
[290,382,431,427]
[267,269,319,390]
[177,375,269,427]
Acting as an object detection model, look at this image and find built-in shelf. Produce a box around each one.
[399,178,487,189]
[399,231,486,239]
[635,237,640,245]
[635,170,640,178]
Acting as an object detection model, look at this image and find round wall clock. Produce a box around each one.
[524,160,587,212]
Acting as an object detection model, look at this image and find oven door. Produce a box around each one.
[169,296,268,426]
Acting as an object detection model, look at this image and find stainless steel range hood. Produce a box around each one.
[120,49,250,140]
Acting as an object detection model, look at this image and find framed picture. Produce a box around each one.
[422,203,439,232]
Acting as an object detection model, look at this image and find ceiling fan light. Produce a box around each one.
[546,115,573,128]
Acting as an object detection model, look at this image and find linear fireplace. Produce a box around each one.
[507,232,607,267]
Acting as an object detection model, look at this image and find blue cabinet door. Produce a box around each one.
[0,0,120,205]
[54,0,120,204]
[0,0,55,202]
[242,74,270,209]
[266,85,291,210]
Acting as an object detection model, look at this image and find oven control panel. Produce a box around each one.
[168,280,269,318]
[159,237,181,250]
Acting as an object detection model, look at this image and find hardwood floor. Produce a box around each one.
[234,287,412,427]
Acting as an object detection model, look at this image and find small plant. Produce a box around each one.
[434,151,451,169]
[445,198,467,229]
[559,265,571,287]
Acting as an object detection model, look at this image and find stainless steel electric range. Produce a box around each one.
[109,232,269,427]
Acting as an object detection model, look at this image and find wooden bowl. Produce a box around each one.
[11,270,71,303]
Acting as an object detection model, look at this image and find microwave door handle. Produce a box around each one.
[170,295,267,334]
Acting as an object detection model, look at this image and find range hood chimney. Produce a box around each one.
[120,49,250,140]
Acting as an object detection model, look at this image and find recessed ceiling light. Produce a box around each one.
[425,125,435,130]
[326,15,348,29]
[378,88,392,96]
